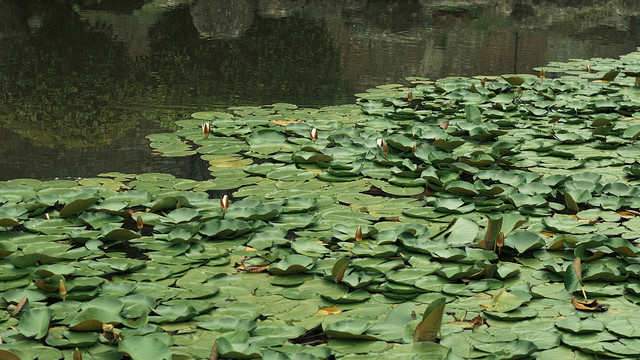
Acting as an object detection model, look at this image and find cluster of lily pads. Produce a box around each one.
[3,50,640,359]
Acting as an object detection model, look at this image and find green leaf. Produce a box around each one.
[327,339,388,354]
[601,70,619,81]
[465,105,482,123]
[200,218,252,238]
[69,306,123,331]
[269,254,315,275]
[413,297,446,342]
[324,320,379,340]
[483,291,523,312]
[481,216,503,250]
[502,76,525,86]
[247,130,287,154]
[623,124,640,140]
[164,207,200,224]
[17,308,55,339]
[118,335,172,360]
[505,230,545,254]
[555,314,604,334]
[216,336,263,359]
[198,318,257,333]
[60,197,99,218]
[473,340,538,359]
[332,257,350,283]
[151,304,198,323]
[103,228,141,241]
[45,328,100,348]
[564,261,582,294]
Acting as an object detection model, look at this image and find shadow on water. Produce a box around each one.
[1,0,640,180]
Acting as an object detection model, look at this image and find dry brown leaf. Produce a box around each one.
[316,304,342,316]
[571,297,601,311]
[10,296,27,317]
[209,341,219,360]
[569,215,598,224]
[619,211,637,218]
[573,257,583,282]
[102,323,123,342]
[271,118,301,126]
[244,265,269,273]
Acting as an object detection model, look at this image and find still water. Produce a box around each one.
[1,0,640,180]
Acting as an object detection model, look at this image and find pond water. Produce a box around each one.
[1,0,640,180]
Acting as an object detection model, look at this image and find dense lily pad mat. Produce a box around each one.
[4,51,640,360]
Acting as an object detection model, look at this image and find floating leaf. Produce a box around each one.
[118,335,172,360]
[483,291,523,312]
[216,337,262,359]
[473,340,538,359]
[269,255,315,275]
[505,230,545,254]
[17,308,55,339]
[59,197,99,218]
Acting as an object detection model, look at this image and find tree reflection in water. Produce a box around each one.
[1,0,639,180]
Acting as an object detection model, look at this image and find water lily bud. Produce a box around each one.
[586,64,591,73]
[377,138,384,148]
[310,128,318,142]
[355,226,362,242]
[59,278,67,301]
[495,231,504,256]
[408,91,413,102]
[136,214,144,231]
[496,231,504,248]
[202,122,211,138]
[221,195,229,211]
[540,68,545,84]
[481,78,486,87]
[73,348,82,360]
[44,213,50,220]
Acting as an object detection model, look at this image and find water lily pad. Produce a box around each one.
[269,255,315,275]
[473,340,538,359]
[118,335,172,360]
[17,308,55,339]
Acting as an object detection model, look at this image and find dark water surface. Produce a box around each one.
[1,0,640,180]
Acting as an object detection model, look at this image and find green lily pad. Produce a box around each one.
[18,308,55,339]
[269,255,315,275]
[118,335,172,360]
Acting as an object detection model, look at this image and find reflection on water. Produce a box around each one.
[1,0,639,180]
